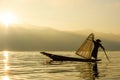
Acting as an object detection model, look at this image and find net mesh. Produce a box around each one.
[75,33,94,59]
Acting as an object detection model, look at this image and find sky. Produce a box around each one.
[0,0,120,33]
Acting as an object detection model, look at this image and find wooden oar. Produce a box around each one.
[103,50,110,62]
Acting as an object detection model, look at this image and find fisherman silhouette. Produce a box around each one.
[92,39,105,60]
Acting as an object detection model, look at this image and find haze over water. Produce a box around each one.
[0,51,119,80]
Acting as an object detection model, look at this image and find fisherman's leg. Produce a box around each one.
[92,53,97,60]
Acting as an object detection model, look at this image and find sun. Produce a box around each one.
[0,11,17,27]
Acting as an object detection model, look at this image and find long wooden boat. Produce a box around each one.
[40,52,101,62]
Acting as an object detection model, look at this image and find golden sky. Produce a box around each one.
[0,0,120,33]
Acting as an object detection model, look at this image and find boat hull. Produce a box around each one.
[40,52,101,62]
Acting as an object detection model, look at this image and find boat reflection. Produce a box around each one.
[2,51,10,80]
[93,62,99,78]
[76,62,99,80]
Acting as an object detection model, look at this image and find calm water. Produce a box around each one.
[0,51,120,80]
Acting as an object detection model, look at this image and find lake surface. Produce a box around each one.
[0,51,120,80]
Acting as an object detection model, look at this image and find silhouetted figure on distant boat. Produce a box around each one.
[92,39,105,60]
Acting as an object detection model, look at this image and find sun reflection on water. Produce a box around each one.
[2,51,10,80]
[4,51,9,58]
[2,76,9,80]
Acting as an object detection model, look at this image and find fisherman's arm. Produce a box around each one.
[100,44,105,51]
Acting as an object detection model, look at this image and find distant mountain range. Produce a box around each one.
[0,24,120,51]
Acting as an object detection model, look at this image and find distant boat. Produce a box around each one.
[40,33,101,62]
